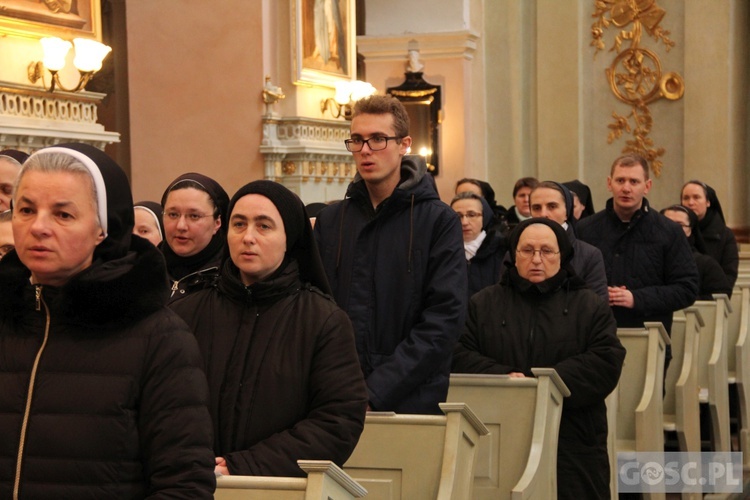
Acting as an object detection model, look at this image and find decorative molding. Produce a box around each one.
[357,30,480,62]
[591,0,683,177]
[260,116,355,199]
[0,81,119,151]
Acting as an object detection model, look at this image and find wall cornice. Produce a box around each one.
[356,30,480,62]
[0,82,119,151]
[261,115,355,199]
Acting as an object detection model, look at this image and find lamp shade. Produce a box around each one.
[72,38,112,72]
[350,81,376,102]
[40,37,72,72]
[333,81,352,105]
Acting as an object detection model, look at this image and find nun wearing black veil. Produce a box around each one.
[0,144,215,498]
[681,180,739,288]
[452,218,625,500]
[170,180,368,478]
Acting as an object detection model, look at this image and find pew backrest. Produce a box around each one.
[446,369,570,500]
[615,323,669,451]
[215,460,367,500]
[343,402,488,500]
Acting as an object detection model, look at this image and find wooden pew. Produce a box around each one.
[692,295,732,452]
[614,322,670,500]
[343,402,489,500]
[216,460,367,500]
[664,311,701,457]
[446,368,570,500]
[605,385,619,499]
[729,279,750,469]
[738,248,750,275]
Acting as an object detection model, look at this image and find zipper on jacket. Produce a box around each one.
[13,286,51,500]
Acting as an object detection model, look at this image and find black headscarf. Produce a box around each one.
[160,173,229,279]
[161,172,230,232]
[134,200,165,240]
[508,217,574,267]
[305,202,328,218]
[24,143,134,262]
[505,217,584,296]
[563,180,595,219]
[226,180,331,295]
[535,181,575,229]
[661,204,707,254]
[683,180,726,227]
[451,191,494,231]
[0,149,29,166]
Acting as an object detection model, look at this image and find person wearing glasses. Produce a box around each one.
[455,178,509,234]
[661,205,732,300]
[160,173,230,303]
[314,94,466,415]
[453,218,624,500]
[450,191,507,300]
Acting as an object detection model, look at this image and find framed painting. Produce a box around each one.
[292,0,356,88]
[0,0,102,41]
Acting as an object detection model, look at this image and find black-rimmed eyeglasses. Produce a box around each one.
[344,136,401,152]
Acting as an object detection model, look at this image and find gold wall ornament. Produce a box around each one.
[591,0,684,177]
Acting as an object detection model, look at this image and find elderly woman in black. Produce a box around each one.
[0,144,215,498]
[170,180,368,477]
[161,172,230,302]
[452,218,625,500]
[681,180,739,288]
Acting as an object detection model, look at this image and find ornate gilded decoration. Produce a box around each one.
[282,161,297,175]
[591,0,684,177]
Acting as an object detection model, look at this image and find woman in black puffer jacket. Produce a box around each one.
[0,144,215,499]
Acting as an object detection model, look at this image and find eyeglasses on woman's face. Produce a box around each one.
[515,246,560,260]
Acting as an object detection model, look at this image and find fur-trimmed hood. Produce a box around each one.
[0,236,169,329]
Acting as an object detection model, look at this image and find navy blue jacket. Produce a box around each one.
[467,230,507,300]
[576,198,699,333]
[314,156,467,414]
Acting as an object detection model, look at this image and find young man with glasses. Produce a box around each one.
[314,94,467,415]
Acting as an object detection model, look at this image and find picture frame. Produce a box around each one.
[0,0,102,41]
[292,0,356,88]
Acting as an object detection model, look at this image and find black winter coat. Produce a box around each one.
[0,238,215,499]
[467,230,506,299]
[568,226,609,303]
[164,246,223,304]
[699,211,739,288]
[694,249,733,300]
[452,268,625,500]
[169,260,368,477]
[576,198,699,333]
[314,157,467,414]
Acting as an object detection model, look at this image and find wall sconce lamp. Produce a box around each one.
[320,80,376,120]
[28,37,112,93]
